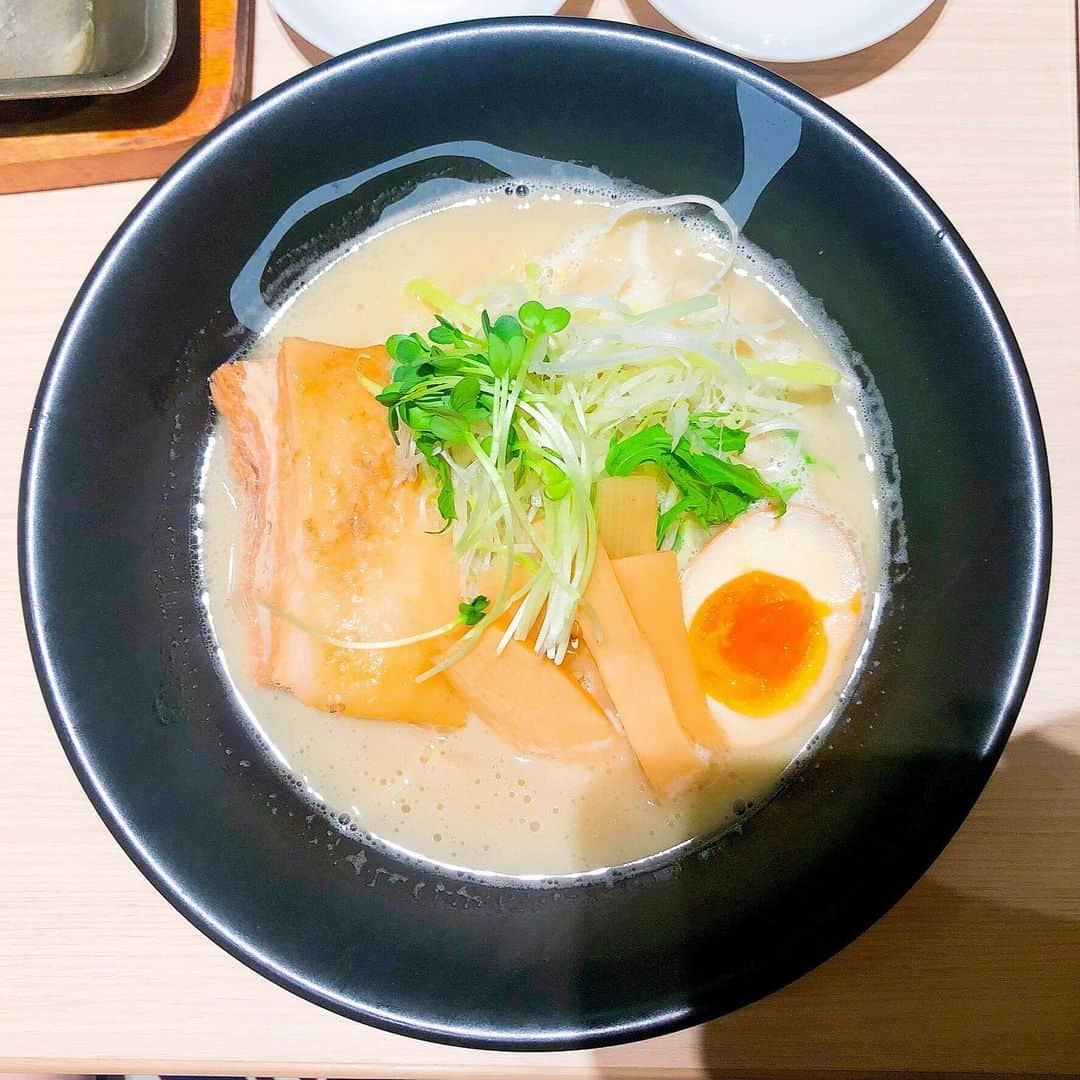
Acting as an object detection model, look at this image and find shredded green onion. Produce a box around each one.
[259,595,489,652]
[372,200,846,675]
[738,356,841,386]
[407,277,481,331]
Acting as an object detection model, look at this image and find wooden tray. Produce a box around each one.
[0,0,253,195]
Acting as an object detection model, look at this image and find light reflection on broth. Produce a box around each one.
[200,190,892,876]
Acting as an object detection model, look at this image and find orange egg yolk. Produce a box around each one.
[688,570,828,717]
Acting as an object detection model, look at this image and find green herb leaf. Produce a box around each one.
[656,496,696,540]
[449,374,481,412]
[607,419,782,542]
[458,595,490,626]
[390,333,430,364]
[487,333,511,377]
[385,333,411,361]
[507,335,528,379]
[721,428,748,453]
[428,324,458,345]
[519,300,571,334]
[541,305,571,333]
[426,412,469,442]
[675,448,776,502]
[518,300,545,331]
[605,425,672,475]
[433,457,456,527]
[459,401,490,423]
[402,403,433,432]
[491,314,523,343]
[429,353,465,373]
[701,486,753,523]
[775,482,800,512]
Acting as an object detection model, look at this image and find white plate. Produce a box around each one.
[651,0,938,63]
[270,0,565,56]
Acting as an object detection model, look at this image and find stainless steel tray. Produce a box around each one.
[0,0,177,102]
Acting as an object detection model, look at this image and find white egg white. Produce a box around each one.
[681,503,864,749]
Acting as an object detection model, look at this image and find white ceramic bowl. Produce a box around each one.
[270,0,565,56]
[651,0,937,63]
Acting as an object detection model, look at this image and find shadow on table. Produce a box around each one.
[767,0,950,96]
[277,16,331,67]
[699,724,1080,1074]
[561,0,949,98]
[273,0,948,101]
[584,724,1080,1077]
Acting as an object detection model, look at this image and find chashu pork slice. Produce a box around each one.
[210,337,468,729]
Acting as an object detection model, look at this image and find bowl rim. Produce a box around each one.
[19,16,1052,1050]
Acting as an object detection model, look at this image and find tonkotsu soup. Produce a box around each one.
[200,185,898,877]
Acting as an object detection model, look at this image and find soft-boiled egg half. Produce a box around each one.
[681,503,864,749]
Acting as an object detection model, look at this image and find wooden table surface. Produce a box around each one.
[1,0,1077,1075]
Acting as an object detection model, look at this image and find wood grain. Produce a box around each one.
[0,0,253,194]
[0,0,1076,1075]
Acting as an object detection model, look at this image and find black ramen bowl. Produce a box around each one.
[20,19,1050,1049]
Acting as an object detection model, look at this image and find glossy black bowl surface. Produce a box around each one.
[20,19,1049,1049]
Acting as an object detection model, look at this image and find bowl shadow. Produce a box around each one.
[268,0,949,101]
[611,0,949,97]
[583,724,1080,1074]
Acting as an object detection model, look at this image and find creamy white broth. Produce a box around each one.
[201,190,889,877]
